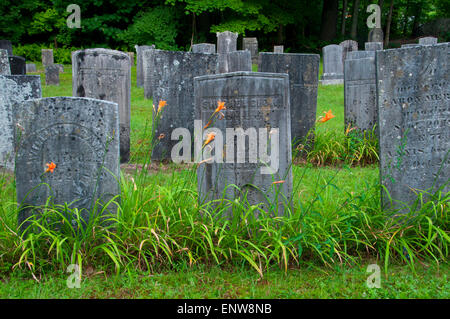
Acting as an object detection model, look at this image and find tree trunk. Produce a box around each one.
[412,3,422,37]
[277,24,284,44]
[384,0,394,47]
[350,0,360,39]
[341,0,348,36]
[320,0,339,41]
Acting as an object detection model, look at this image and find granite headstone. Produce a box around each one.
[136,45,155,88]
[368,28,384,43]
[321,45,344,85]
[274,46,284,53]
[192,43,216,54]
[242,37,258,64]
[216,31,238,73]
[418,37,438,45]
[226,50,252,72]
[41,49,54,67]
[45,65,60,86]
[340,40,358,64]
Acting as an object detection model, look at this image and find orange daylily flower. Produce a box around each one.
[214,101,226,114]
[345,123,357,135]
[158,133,165,140]
[203,119,212,129]
[272,180,285,185]
[157,100,167,114]
[45,162,56,173]
[203,132,216,146]
[319,110,335,123]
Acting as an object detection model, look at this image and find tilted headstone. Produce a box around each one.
[259,53,320,150]
[242,37,258,64]
[418,37,438,45]
[344,51,377,132]
[365,42,383,51]
[14,97,120,228]
[9,56,26,75]
[0,50,11,75]
[321,45,344,85]
[0,40,13,56]
[26,63,36,73]
[149,49,218,160]
[226,50,252,72]
[192,43,216,54]
[368,28,384,43]
[45,65,60,86]
[340,40,358,64]
[274,45,284,53]
[376,43,449,210]
[216,31,238,73]
[0,75,41,170]
[136,45,155,88]
[41,49,54,67]
[72,48,131,163]
[194,72,293,216]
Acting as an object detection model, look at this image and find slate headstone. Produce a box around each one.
[41,49,54,67]
[365,42,383,51]
[242,37,258,64]
[0,50,11,75]
[216,31,238,73]
[72,48,131,163]
[340,40,358,64]
[368,28,384,43]
[9,56,26,75]
[0,75,41,170]
[321,45,344,85]
[45,65,60,86]
[376,43,449,210]
[14,97,120,229]
[226,50,252,72]
[274,46,284,53]
[259,53,320,150]
[194,71,293,216]
[26,63,37,73]
[192,43,216,54]
[418,37,438,45]
[136,45,155,88]
[0,40,13,56]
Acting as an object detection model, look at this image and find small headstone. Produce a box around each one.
[401,43,421,48]
[26,63,37,73]
[192,43,216,54]
[274,45,284,53]
[344,51,377,132]
[0,40,13,56]
[149,49,218,160]
[127,52,134,65]
[376,43,449,210]
[194,72,293,216]
[340,40,358,63]
[0,75,41,170]
[14,97,120,229]
[41,49,54,67]
[0,50,11,75]
[72,48,131,163]
[242,37,258,64]
[418,37,438,45]
[226,50,252,72]
[45,65,60,86]
[9,56,26,75]
[216,31,238,73]
[259,52,320,150]
[368,28,384,42]
[136,45,155,88]
[365,42,383,51]
[321,45,344,85]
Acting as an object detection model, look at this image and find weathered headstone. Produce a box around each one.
[136,45,155,88]
[344,51,377,132]
[347,51,375,59]
[401,43,421,48]
[45,65,60,86]
[274,45,284,53]
[0,40,13,56]
[192,43,216,54]
[368,28,384,43]
[418,37,438,45]
[216,31,238,73]
[26,63,36,73]
[226,51,252,72]
[365,42,383,51]
[340,40,358,64]
[376,43,449,210]
[41,49,54,67]
[259,52,320,149]
[127,52,134,65]
[194,72,293,216]
[0,75,41,170]
[242,37,258,64]
[9,56,26,75]
[72,48,131,163]
[149,49,218,160]
[321,45,344,85]
[55,64,64,73]
[0,50,11,75]
[14,97,120,228]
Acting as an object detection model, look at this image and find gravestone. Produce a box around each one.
[0,50,10,75]
[340,40,358,64]
[72,48,131,163]
[55,64,64,72]
[192,43,216,54]
[9,56,26,75]
[26,63,36,73]
[346,51,375,59]
[259,53,320,150]
[418,37,438,45]
[274,45,284,53]
[216,31,238,73]
[242,37,258,64]
[0,40,13,56]
[401,43,421,48]
[344,51,377,132]
[321,45,344,85]
[41,49,54,67]
[127,52,134,65]
[149,49,218,160]
[14,97,120,228]
[45,65,60,86]
[368,28,384,42]
[365,42,383,51]
[0,75,41,171]
[376,43,449,210]
[226,51,252,72]
[194,72,293,216]
[136,45,155,88]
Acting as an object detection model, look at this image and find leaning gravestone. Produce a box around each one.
[0,50,11,75]
[274,45,284,53]
[340,40,358,64]
[136,45,155,88]
[45,65,59,86]
[321,45,344,85]
[368,28,384,43]
[365,42,383,51]
[216,31,238,73]
[14,97,120,229]
[41,49,54,67]
[26,63,36,73]
[149,49,218,160]
[9,56,26,75]
[0,40,13,56]
[0,75,41,171]
[226,51,252,72]
[72,48,131,163]
[344,51,377,132]
[192,43,216,54]
[242,37,258,64]
[419,37,438,45]
[259,53,320,150]
[194,72,293,216]
[376,43,449,210]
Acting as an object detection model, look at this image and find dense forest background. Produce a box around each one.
[1,0,449,54]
